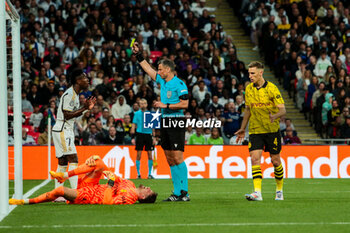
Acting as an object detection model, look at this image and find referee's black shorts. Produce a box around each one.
[249,131,282,154]
[135,133,154,151]
[160,117,185,152]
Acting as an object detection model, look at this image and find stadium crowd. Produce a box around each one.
[8,0,306,146]
[233,0,350,140]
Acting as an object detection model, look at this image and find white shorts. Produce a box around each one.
[52,129,77,158]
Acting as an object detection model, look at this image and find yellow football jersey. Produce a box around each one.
[245,81,285,134]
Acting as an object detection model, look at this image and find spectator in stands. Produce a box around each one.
[212,80,225,98]
[123,114,133,144]
[235,95,245,119]
[322,93,334,130]
[203,128,211,141]
[327,99,341,138]
[37,125,51,145]
[96,119,108,137]
[76,110,91,135]
[303,76,319,120]
[29,105,43,130]
[283,126,302,145]
[193,81,210,104]
[221,102,240,142]
[103,115,115,131]
[22,128,36,145]
[111,95,131,119]
[82,123,104,145]
[99,108,110,128]
[63,41,79,64]
[207,128,224,145]
[124,54,142,78]
[147,29,160,51]
[103,126,119,144]
[340,107,350,125]
[340,115,350,139]
[22,61,36,81]
[281,118,296,137]
[125,89,137,106]
[115,120,125,144]
[192,0,216,18]
[44,46,60,69]
[312,82,326,125]
[95,76,112,101]
[91,105,102,120]
[22,91,33,112]
[188,127,206,145]
[207,95,224,114]
[27,84,42,106]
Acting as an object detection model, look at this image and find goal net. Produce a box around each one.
[0,0,21,221]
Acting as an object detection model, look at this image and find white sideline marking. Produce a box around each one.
[195,190,350,194]
[0,222,350,228]
[0,179,50,222]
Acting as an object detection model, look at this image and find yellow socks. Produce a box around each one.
[274,164,284,191]
[252,165,262,192]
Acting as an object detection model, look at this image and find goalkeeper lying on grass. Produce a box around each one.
[9,155,158,205]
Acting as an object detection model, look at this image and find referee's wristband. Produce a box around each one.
[136,53,144,62]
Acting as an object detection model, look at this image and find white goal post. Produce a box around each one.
[0,0,21,220]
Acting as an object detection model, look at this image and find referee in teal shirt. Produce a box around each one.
[132,42,190,202]
[130,99,155,179]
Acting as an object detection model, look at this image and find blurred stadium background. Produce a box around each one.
[1,0,350,232]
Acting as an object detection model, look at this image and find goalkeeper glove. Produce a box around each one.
[103,171,116,187]
[85,155,101,167]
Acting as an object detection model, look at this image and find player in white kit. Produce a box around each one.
[52,69,96,200]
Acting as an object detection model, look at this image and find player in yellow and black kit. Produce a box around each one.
[235,61,286,201]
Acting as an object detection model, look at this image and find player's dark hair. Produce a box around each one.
[158,59,175,72]
[248,61,264,69]
[69,69,85,85]
[139,192,158,204]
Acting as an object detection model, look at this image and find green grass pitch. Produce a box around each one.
[1,179,350,233]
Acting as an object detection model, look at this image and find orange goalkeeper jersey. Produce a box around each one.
[72,176,138,205]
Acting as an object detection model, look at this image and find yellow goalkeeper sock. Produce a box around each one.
[274,164,284,191]
[252,165,262,192]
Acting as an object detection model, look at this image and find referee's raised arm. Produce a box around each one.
[132,42,157,81]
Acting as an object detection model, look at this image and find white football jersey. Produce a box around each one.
[52,87,80,132]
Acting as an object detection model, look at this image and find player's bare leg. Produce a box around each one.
[271,153,284,200]
[245,150,263,201]
[9,187,77,205]
[50,156,107,187]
